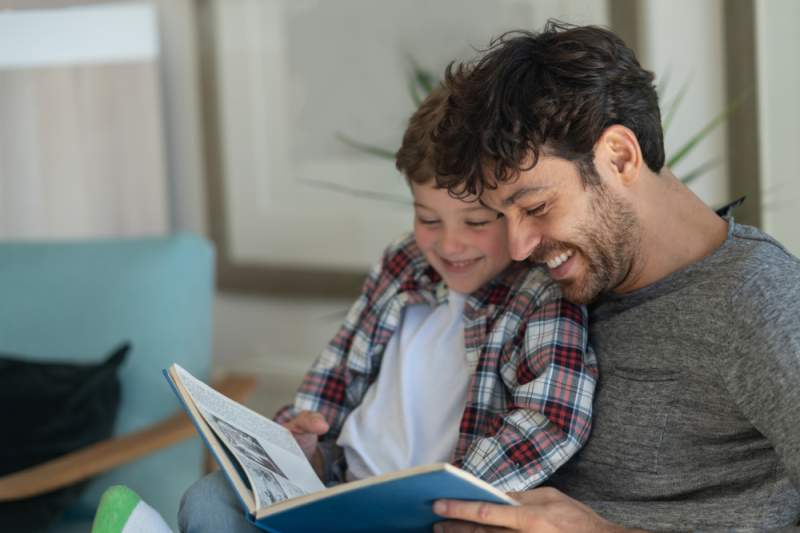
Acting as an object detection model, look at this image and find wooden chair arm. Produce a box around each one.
[0,375,257,502]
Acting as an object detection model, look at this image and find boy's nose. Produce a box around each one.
[438,228,467,255]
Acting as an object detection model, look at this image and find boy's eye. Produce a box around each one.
[417,217,439,225]
[526,204,546,216]
[466,220,490,228]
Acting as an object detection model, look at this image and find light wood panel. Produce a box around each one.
[0,61,169,239]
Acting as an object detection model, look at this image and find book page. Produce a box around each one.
[174,365,326,509]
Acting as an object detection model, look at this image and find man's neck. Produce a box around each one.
[612,167,729,294]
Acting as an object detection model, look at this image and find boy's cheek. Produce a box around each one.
[413,226,433,251]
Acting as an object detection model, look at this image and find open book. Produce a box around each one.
[164,364,517,533]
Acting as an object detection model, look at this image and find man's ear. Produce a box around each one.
[595,125,643,187]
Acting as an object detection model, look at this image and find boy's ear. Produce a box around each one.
[595,125,642,187]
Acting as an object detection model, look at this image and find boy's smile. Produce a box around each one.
[412,180,512,294]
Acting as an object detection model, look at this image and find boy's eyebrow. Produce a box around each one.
[461,204,491,212]
[414,202,492,212]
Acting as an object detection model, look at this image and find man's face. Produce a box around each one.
[480,156,642,305]
[412,180,512,294]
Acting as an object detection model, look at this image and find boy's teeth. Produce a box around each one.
[546,250,574,269]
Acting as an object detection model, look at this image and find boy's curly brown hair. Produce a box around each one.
[395,84,450,186]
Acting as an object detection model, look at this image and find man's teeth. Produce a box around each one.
[546,250,574,269]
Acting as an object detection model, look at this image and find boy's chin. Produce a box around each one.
[441,275,488,295]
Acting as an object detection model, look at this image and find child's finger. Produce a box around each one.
[291,410,330,435]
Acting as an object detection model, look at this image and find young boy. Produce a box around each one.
[177,86,597,532]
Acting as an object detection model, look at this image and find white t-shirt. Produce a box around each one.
[336,291,472,481]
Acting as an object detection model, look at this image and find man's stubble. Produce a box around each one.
[530,182,643,306]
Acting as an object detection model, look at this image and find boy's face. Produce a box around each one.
[412,180,512,294]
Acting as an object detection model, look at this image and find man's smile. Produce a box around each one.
[545,250,576,280]
[545,249,574,269]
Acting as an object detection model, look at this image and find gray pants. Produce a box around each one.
[179,471,258,533]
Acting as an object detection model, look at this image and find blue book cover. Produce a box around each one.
[164,365,517,533]
[254,463,516,533]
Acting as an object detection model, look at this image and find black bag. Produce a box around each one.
[0,343,129,532]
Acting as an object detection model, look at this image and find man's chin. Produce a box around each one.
[556,277,603,306]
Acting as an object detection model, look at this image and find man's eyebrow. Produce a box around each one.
[500,186,549,208]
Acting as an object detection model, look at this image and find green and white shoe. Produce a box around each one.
[91,486,173,533]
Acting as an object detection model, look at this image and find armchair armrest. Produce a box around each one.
[0,375,256,502]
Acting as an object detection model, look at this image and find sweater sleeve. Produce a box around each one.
[454,296,598,492]
[727,262,800,506]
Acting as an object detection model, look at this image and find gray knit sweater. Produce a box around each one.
[547,220,800,532]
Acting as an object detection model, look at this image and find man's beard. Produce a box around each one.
[530,183,642,305]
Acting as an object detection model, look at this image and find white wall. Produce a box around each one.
[756,0,800,257]
[639,0,730,208]
[213,292,353,377]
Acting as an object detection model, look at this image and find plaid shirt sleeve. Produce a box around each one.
[274,257,382,430]
[273,251,389,483]
[454,294,598,492]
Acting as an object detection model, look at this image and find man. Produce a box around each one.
[429,22,800,533]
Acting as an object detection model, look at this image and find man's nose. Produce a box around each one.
[508,222,542,261]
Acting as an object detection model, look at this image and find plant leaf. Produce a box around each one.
[662,74,692,135]
[405,51,437,95]
[657,64,674,100]
[679,157,721,185]
[666,88,752,169]
[319,309,351,323]
[334,132,396,160]
[297,177,413,206]
[406,66,422,107]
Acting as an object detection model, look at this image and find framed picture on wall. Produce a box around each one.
[197,0,609,296]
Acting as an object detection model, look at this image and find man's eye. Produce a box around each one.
[496,212,505,219]
[526,204,546,216]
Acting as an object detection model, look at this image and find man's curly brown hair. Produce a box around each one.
[432,21,663,197]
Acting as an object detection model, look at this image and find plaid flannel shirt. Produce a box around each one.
[275,233,597,492]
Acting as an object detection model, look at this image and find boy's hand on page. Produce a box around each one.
[282,411,329,480]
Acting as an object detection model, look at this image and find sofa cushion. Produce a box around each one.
[0,343,129,532]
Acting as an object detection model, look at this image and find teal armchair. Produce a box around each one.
[0,233,232,532]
